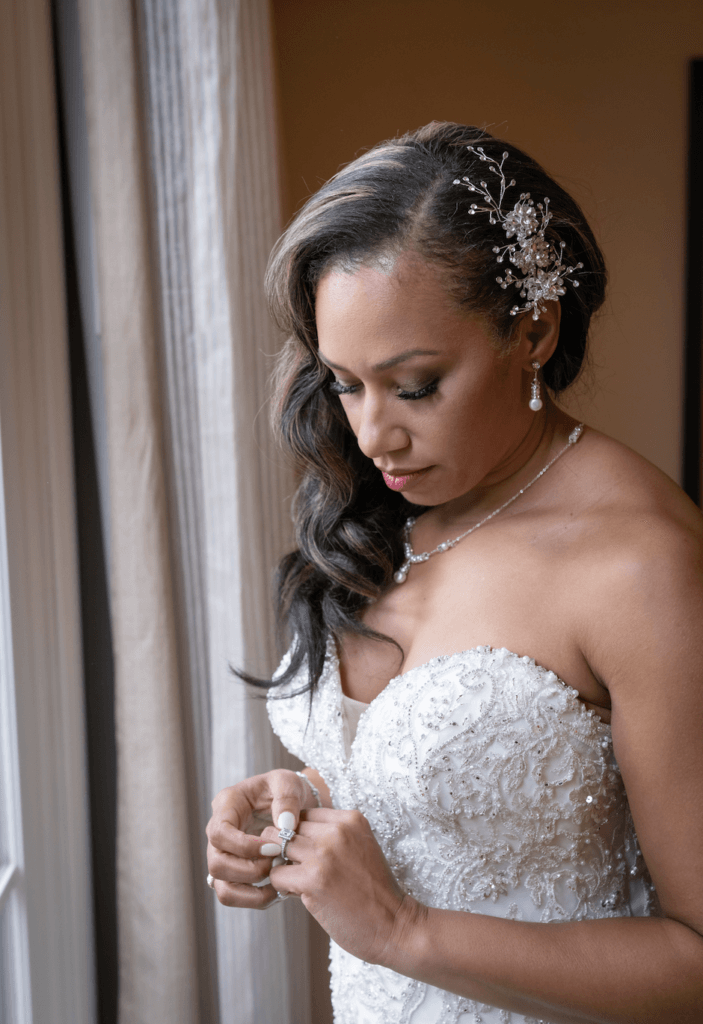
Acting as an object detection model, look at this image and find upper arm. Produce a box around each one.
[582,521,703,937]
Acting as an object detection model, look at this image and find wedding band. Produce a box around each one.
[206,873,215,889]
[276,891,289,901]
[277,826,296,862]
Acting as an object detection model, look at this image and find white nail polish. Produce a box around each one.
[271,856,285,867]
[260,843,282,857]
[252,876,270,888]
[277,811,296,830]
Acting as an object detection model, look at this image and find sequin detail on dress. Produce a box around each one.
[268,642,657,1024]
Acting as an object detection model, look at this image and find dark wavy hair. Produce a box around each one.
[256,121,607,695]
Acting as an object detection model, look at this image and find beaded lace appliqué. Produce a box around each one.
[268,643,656,1024]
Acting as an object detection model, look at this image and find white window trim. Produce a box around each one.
[0,1,96,1021]
[0,407,32,1022]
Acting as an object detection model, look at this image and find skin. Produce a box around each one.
[206,256,703,1022]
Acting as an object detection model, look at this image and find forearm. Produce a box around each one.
[384,900,703,1024]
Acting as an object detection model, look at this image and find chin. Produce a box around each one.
[401,480,450,506]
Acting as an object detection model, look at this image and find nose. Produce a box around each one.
[353,391,409,460]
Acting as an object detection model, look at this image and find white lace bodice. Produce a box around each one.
[267,640,657,1024]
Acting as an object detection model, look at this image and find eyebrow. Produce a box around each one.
[318,348,440,373]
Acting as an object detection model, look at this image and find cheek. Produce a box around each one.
[436,373,514,461]
[337,396,363,436]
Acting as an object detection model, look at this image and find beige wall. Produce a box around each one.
[272,0,703,485]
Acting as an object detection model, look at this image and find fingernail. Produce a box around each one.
[260,843,282,857]
[271,856,285,867]
[252,876,270,888]
[277,811,296,830]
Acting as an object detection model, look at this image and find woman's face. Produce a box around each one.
[315,257,541,511]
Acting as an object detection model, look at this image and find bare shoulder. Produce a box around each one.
[572,424,701,524]
[563,425,703,685]
[564,431,703,939]
[569,425,703,559]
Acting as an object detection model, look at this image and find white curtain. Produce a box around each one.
[72,0,305,1020]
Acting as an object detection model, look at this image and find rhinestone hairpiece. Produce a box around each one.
[453,146,583,320]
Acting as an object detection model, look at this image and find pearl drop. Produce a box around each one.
[394,569,407,584]
[529,397,543,412]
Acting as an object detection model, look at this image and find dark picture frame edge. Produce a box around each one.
[682,58,703,504]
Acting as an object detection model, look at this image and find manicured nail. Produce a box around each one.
[271,856,285,868]
[277,811,296,830]
[252,876,270,888]
[260,843,282,857]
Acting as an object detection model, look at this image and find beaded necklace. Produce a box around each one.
[394,423,584,584]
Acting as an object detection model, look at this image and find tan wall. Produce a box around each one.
[272,0,703,485]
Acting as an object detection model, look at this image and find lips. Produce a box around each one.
[381,467,429,492]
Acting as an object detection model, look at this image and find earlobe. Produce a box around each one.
[518,300,561,370]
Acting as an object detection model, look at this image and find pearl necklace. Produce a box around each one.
[394,423,584,584]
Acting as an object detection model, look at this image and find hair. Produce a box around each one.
[254,121,607,696]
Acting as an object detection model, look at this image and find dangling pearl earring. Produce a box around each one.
[529,361,543,412]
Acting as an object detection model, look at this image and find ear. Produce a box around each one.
[513,300,561,371]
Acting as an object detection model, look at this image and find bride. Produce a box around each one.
[205,123,703,1022]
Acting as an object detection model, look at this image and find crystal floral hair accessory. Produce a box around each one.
[454,147,583,320]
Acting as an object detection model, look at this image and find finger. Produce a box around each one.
[259,842,282,857]
[207,828,269,862]
[207,771,311,857]
[211,878,281,910]
[267,769,308,832]
[269,861,305,898]
[294,806,360,824]
[259,819,336,845]
[207,774,278,854]
[259,828,312,864]
[208,847,279,885]
[260,824,287,845]
[207,787,259,848]
[252,855,286,888]
[276,810,297,830]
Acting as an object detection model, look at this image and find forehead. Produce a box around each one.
[315,258,482,366]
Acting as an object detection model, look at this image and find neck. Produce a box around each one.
[426,403,573,534]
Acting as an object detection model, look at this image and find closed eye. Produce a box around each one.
[327,378,440,400]
[397,378,440,401]
[328,380,360,396]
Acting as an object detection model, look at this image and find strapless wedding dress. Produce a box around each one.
[267,640,657,1024]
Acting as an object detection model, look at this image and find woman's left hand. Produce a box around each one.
[264,807,418,965]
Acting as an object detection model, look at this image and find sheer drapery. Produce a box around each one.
[72,0,303,1020]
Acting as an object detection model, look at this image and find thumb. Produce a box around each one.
[276,810,297,831]
[268,770,305,833]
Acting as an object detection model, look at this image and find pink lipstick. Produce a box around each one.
[381,468,428,492]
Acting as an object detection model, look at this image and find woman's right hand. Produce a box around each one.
[205,769,311,909]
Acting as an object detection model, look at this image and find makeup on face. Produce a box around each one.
[381,468,431,492]
[315,259,535,512]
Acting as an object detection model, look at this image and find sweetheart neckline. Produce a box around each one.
[331,639,612,729]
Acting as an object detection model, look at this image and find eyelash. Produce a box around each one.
[328,378,440,401]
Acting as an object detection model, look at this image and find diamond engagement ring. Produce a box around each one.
[278,826,296,862]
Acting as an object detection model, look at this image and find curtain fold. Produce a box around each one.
[74,0,303,1020]
[76,0,200,1020]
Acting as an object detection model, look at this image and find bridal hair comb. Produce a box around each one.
[454,147,583,320]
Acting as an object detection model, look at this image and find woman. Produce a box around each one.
[206,123,703,1023]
